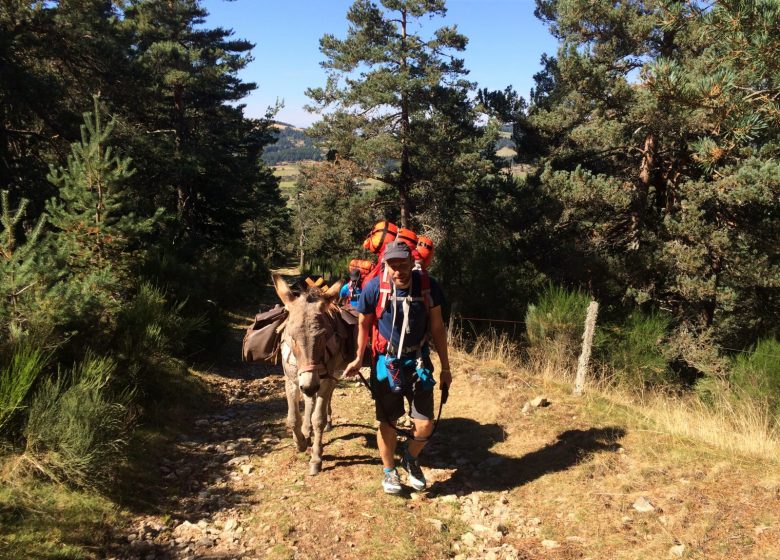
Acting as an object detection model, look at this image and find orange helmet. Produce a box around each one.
[363,221,398,254]
[396,227,418,251]
[417,235,434,268]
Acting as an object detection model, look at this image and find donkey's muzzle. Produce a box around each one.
[301,384,320,397]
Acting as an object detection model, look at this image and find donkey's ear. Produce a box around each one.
[322,281,342,304]
[272,274,296,306]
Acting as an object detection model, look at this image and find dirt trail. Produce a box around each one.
[106,284,780,559]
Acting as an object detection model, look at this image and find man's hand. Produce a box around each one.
[440,368,452,388]
[343,356,362,378]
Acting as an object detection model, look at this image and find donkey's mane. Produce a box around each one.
[302,287,339,316]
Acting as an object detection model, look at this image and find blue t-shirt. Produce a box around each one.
[339,282,362,305]
[355,271,445,350]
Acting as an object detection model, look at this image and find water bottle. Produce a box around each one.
[385,357,404,394]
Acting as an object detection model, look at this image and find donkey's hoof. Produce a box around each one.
[308,462,322,476]
[324,421,333,432]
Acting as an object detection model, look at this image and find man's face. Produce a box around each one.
[385,257,412,288]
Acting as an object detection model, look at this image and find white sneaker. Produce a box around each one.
[402,455,427,491]
[382,468,402,494]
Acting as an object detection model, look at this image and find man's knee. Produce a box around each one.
[413,419,434,436]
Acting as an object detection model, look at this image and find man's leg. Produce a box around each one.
[378,421,399,469]
[407,419,433,458]
[373,360,405,493]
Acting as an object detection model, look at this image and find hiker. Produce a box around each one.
[343,240,452,494]
[339,268,363,306]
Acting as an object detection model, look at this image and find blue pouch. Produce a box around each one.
[376,354,404,394]
[415,357,436,391]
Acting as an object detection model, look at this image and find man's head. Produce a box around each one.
[382,241,413,288]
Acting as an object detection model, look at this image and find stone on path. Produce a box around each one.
[669,544,685,557]
[632,496,655,513]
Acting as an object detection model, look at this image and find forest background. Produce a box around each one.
[0,0,777,548]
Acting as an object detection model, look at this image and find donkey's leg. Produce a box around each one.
[283,363,307,452]
[302,394,314,449]
[309,378,336,476]
[325,397,334,432]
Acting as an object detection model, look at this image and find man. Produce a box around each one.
[339,268,363,306]
[344,241,452,494]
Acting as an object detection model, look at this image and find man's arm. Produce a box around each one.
[428,306,452,387]
[343,312,375,376]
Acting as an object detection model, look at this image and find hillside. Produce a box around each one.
[262,122,323,164]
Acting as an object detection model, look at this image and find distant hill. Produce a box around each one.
[262,122,324,164]
[263,121,517,164]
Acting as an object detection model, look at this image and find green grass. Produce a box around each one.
[0,473,120,560]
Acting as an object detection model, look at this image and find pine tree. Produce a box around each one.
[45,97,156,331]
[0,189,47,345]
[522,0,780,348]
[306,0,493,227]
[122,0,278,247]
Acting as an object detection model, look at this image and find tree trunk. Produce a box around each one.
[629,132,655,250]
[398,8,411,227]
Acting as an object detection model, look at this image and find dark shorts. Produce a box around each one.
[371,356,435,422]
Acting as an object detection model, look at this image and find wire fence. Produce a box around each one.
[450,313,780,360]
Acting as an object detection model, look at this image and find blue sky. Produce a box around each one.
[201,0,559,127]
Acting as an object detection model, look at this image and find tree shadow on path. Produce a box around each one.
[425,417,626,495]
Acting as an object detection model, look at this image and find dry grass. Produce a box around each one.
[445,332,780,559]
[450,331,780,464]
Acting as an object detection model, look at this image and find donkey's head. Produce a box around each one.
[273,274,342,397]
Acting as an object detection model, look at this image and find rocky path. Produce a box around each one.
[105,320,550,560]
[105,310,780,560]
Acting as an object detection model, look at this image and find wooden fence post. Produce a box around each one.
[447,302,458,342]
[574,300,599,396]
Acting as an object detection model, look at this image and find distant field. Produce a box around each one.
[273,159,532,198]
[272,161,388,202]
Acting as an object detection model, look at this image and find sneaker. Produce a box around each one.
[382,468,402,494]
[401,453,426,491]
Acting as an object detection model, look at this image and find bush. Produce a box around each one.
[730,338,780,417]
[525,283,590,366]
[596,311,672,390]
[23,352,132,487]
[0,345,49,435]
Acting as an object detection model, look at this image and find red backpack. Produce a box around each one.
[371,266,432,356]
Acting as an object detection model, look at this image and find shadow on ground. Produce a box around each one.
[425,418,626,494]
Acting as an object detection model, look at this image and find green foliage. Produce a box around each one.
[24,353,131,488]
[116,282,206,388]
[520,0,780,369]
[0,191,49,350]
[294,160,377,271]
[596,311,672,390]
[525,284,590,363]
[45,97,157,343]
[730,338,780,417]
[307,0,497,227]
[0,345,49,434]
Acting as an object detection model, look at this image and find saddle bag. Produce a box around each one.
[242,304,288,363]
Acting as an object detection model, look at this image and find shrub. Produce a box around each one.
[23,352,132,487]
[0,345,49,435]
[730,338,780,418]
[525,283,590,367]
[115,282,206,396]
[597,311,672,390]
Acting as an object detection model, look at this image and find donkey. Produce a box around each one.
[272,274,356,475]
